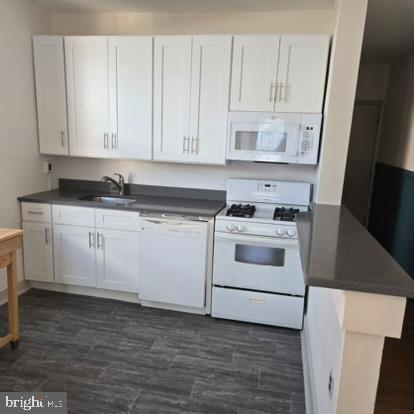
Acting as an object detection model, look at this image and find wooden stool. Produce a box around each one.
[0,229,23,350]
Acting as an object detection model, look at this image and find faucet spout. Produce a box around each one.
[101,173,125,195]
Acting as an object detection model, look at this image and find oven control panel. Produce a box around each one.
[216,220,297,239]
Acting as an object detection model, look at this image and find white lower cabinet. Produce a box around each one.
[22,221,54,282]
[53,224,97,287]
[96,229,139,292]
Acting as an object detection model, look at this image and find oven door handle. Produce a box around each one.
[214,232,299,247]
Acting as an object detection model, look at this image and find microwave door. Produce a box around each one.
[227,118,300,163]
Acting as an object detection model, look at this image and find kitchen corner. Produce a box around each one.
[297,204,414,414]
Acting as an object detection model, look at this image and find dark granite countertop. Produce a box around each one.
[18,179,226,218]
[297,204,414,298]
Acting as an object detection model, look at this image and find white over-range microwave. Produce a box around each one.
[226,112,322,164]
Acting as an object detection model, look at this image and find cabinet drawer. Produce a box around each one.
[22,203,51,222]
[52,205,95,227]
[95,209,139,231]
[212,287,304,329]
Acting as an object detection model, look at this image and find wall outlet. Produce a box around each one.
[43,161,52,174]
[328,369,335,400]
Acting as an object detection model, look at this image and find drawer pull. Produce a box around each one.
[44,228,50,244]
[249,297,266,305]
[27,211,43,215]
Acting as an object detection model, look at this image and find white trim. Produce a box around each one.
[0,280,31,306]
[30,281,139,303]
[301,317,317,414]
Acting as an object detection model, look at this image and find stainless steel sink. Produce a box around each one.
[79,195,136,206]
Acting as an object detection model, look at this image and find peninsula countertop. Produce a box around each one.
[18,179,226,218]
[296,204,414,298]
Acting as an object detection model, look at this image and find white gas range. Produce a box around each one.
[212,179,311,329]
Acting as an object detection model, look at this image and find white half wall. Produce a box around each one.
[0,0,51,288]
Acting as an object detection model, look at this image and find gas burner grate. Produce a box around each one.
[273,207,300,222]
[226,204,256,218]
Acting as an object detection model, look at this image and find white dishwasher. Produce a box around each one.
[138,215,209,310]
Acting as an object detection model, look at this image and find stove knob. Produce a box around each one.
[287,229,297,237]
[227,224,235,232]
[276,228,286,236]
[237,224,246,232]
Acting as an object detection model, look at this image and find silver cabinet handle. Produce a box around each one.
[111,133,117,150]
[88,232,95,249]
[60,130,65,147]
[279,83,287,102]
[97,232,103,250]
[269,83,277,102]
[191,137,199,154]
[44,228,50,244]
[183,136,190,154]
[27,210,43,215]
[104,133,109,149]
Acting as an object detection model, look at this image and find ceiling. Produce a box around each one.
[362,0,414,63]
[30,0,335,13]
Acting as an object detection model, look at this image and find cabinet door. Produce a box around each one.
[230,36,280,112]
[22,222,54,282]
[275,35,330,113]
[189,36,231,165]
[33,36,68,155]
[153,36,192,162]
[108,36,153,160]
[53,224,96,287]
[65,36,110,158]
[96,229,138,292]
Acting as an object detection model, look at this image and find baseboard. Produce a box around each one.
[0,280,31,306]
[30,281,139,303]
[140,299,206,315]
[301,316,317,414]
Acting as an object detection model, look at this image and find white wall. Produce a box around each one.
[314,0,369,204]
[377,49,414,172]
[356,64,390,101]
[51,9,333,35]
[0,0,51,289]
[49,157,318,190]
[46,8,334,192]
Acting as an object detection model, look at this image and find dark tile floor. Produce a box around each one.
[0,289,305,414]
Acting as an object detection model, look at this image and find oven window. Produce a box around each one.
[235,244,285,266]
[235,131,287,152]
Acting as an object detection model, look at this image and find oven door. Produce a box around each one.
[213,232,305,296]
[227,113,301,163]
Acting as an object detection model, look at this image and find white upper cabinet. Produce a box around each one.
[33,36,68,155]
[108,36,153,159]
[230,35,280,112]
[230,34,329,114]
[65,36,110,158]
[154,35,231,165]
[153,36,192,162]
[275,35,330,113]
[189,36,232,165]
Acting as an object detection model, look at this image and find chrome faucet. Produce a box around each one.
[101,173,125,195]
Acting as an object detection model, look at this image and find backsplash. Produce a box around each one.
[49,157,317,192]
